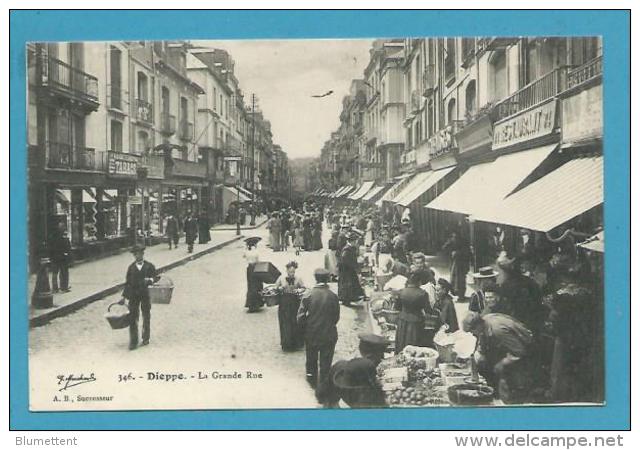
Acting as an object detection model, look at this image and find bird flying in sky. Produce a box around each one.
[311,90,334,98]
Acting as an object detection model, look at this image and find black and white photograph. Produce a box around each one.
[26,36,605,411]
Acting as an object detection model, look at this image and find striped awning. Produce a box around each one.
[349,181,375,200]
[376,174,416,207]
[362,185,386,202]
[392,167,455,207]
[473,156,603,232]
[426,144,558,216]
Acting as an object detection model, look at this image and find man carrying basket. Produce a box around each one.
[119,244,159,350]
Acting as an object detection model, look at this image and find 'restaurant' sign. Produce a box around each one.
[108,152,139,178]
[493,100,557,150]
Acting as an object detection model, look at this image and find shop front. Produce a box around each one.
[162,156,207,223]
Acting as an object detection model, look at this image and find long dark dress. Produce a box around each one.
[198,215,211,244]
[443,236,471,299]
[395,286,432,354]
[312,221,323,250]
[303,218,313,250]
[338,243,363,306]
[245,260,264,311]
[275,275,305,351]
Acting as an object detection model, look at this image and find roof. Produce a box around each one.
[474,156,603,232]
[349,181,375,200]
[578,231,604,253]
[392,167,455,207]
[426,144,558,216]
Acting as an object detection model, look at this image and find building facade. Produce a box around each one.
[28,40,290,269]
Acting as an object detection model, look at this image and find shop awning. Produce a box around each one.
[349,181,375,200]
[238,186,253,199]
[223,186,251,202]
[330,186,347,198]
[376,174,416,207]
[578,231,604,253]
[473,156,603,232]
[362,184,386,202]
[338,186,356,198]
[393,167,456,207]
[425,144,558,216]
[82,188,96,203]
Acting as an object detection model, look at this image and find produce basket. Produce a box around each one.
[402,345,439,372]
[379,309,400,325]
[435,341,457,363]
[104,302,131,330]
[149,276,174,304]
[447,383,495,405]
[375,273,394,291]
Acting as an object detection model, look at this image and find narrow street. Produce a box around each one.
[29,224,369,410]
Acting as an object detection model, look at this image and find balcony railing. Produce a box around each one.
[566,55,602,90]
[179,120,194,140]
[494,67,567,121]
[46,141,107,171]
[136,99,153,124]
[39,54,99,104]
[160,112,176,135]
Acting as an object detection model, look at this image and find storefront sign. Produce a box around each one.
[426,124,458,157]
[108,152,139,178]
[562,84,602,143]
[456,113,493,155]
[493,100,557,150]
[128,195,142,205]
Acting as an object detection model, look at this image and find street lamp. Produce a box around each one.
[136,166,149,245]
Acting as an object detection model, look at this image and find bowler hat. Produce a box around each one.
[313,267,331,281]
[472,266,498,279]
[130,244,146,253]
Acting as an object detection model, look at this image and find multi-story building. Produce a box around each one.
[28,40,291,268]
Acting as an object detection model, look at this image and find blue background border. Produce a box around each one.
[9,10,630,430]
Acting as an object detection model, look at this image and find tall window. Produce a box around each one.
[137,72,148,101]
[137,131,149,154]
[110,120,123,152]
[213,87,217,111]
[489,50,507,102]
[161,86,170,113]
[447,98,457,125]
[445,38,456,83]
[465,80,477,119]
[180,97,189,123]
[110,46,122,109]
[569,37,601,66]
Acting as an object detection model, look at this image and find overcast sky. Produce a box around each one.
[192,39,373,160]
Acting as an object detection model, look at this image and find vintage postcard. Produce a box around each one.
[25,33,607,413]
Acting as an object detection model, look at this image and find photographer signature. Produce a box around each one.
[56,373,97,391]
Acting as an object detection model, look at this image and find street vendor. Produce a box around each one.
[469,266,499,314]
[409,252,436,286]
[434,278,459,333]
[317,333,389,408]
[462,312,534,403]
[274,261,306,351]
[338,232,365,306]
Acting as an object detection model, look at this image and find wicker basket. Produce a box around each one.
[435,342,457,363]
[149,276,174,304]
[263,294,280,307]
[380,309,400,325]
[105,302,131,330]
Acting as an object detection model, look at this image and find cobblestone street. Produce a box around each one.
[29,224,370,410]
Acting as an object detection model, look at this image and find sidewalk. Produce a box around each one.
[210,215,268,232]
[29,230,244,327]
